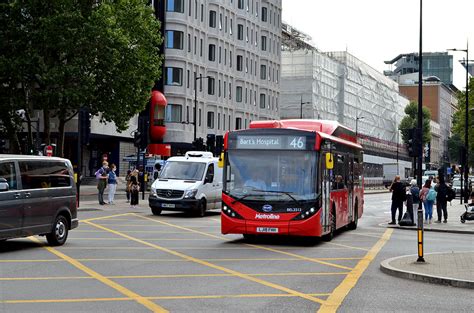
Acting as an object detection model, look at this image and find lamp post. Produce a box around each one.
[355,116,364,143]
[448,42,469,203]
[194,75,212,141]
[300,95,311,119]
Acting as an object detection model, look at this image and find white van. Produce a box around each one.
[148,151,222,217]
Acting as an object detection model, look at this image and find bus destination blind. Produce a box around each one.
[235,135,307,150]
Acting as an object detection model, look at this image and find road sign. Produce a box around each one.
[46,145,53,157]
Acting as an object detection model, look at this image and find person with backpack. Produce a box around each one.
[422,181,437,224]
[128,175,140,209]
[435,175,450,223]
[389,175,406,225]
[96,161,109,205]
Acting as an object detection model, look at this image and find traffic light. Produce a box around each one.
[215,135,224,156]
[0,139,6,153]
[192,137,205,151]
[135,115,149,150]
[79,109,91,146]
[206,134,215,154]
[407,128,422,157]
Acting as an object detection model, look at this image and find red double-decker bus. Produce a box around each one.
[221,119,364,240]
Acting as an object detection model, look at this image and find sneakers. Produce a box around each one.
[434,220,441,223]
[388,221,396,225]
[443,219,447,223]
[429,218,433,224]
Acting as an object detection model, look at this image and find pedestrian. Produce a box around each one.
[107,164,117,205]
[421,180,436,224]
[435,175,449,223]
[389,175,406,225]
[408,179,420,223]
[125,170,132,203]
[129,175,140,209]
[95,161,109,205]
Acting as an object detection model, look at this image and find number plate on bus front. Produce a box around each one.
[161,203,175,208]
[256,227,278,233]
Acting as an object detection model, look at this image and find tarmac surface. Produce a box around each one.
[77,185,474,291]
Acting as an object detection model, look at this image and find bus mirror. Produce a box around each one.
[218,152,224,168]
[325,153,334,169]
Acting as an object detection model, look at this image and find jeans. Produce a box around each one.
[437,200,448,221]
[98,188,105,204]
[424,200,434,220]
[391,199,404,223]
[108,183,117,203]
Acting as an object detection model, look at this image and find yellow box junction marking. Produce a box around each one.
[317,228,393,313]
[84,220,326,305]
[28,237,168,313]
[133,214,353,271]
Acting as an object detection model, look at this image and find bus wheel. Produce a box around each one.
[151,207,162,216]
[324,208,336,241]
[196,199,207,217]
[348,203,358,230]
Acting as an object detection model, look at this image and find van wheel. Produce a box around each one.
[196,199,206,217]
[151,207,162,215]
[323,207,336,241]
[46,215,69,246]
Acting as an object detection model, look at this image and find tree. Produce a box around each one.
[447,133,463,164]
[1,0,163,156]
[399,101,431,145]
[451,77,474,165]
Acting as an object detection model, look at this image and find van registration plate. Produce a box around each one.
[161,203,175,208]
[256,227,278,233]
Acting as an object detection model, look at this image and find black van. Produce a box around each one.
[0,155,78,245]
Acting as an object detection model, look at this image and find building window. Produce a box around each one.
[223,114,226,130]
[187,34,191,52]
[218,79,221,97]
[209,10,217,28]
[165,67,183,86]
[188,0,191,16]
[261,35,267,51]
[200,39,203,56]
[260,93,266,108]
[194,0,197,18]
[235,117,242,130]
[199,108,202,126]
[230,51,232,67]
[164,104,182,122]
[237,24,243,40]
[261,6,267,21]
[207,111,215,129]
[219,46,222,63]
[166,0,184,13]
[208,44,216,61]
[260,64,266,79]
[229,82,232,99]
[225,16,228,33]
[165,30,184,49]
[238,0,244,9]
[219,13,223,30]
[229,115,231,130]
[200,4,203,22]
[218,113,221,130]
[236,86,243,102]
[230,18,233,35]
[237,55,243,71]
[194,36,197,54]
[187,69,190,88]
[207,77,215,95]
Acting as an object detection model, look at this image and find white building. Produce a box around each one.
[161,0,282,154]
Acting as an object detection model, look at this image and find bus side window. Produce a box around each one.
[332,154,346,190]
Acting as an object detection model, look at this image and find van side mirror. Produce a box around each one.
[0,178,9,192]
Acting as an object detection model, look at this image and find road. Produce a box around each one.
[0,193,472,312]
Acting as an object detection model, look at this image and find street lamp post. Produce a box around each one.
[300,95,311,119]
[194,75,212,141]
[448,43,469,203]
[355,116,364,143]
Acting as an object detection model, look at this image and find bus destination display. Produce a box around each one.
[235,135,307,150]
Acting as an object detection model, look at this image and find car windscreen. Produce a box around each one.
[159,161,206,181]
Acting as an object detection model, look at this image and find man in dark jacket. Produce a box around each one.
[435,175,448,223]
[389,175,406,225]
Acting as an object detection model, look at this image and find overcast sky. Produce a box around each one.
[282,0,474,75]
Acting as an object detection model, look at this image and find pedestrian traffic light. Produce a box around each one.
[407,128,422,157]
[215,135,224,156]
[206,134,215,154]
[135,115,149,150]
[79,109,91,146]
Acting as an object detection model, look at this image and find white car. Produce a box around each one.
[148,151,223,217]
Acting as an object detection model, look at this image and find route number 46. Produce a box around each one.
[289,137,305,149]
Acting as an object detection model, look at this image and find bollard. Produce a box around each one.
[416,205,425,262]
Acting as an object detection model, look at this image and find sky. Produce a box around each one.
[282,0,474,76]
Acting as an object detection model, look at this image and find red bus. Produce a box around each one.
[221,119,364,241]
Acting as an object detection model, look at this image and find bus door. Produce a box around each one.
[347,156,354,222]
[321,151,330,233]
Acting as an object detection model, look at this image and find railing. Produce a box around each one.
[364,177,386,190]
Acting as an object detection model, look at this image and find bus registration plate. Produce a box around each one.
[256,227,278,233]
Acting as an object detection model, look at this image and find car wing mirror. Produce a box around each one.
[0,178,9,192]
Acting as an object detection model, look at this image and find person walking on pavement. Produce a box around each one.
[421,180,436,224]
[125,170,132,203]
[96,161,109,205]
[128,175,140,209]
[435,175,449,223]
[107,164,118,205]
[408,179,420,224]
[389,175,406,225]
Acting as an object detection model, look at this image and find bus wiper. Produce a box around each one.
[252,189,298,202]
[231,187,265,204]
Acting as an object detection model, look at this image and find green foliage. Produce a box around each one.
[0,0,163,154]
[451,77,474,164]
[398,101,431,145]
[447,133,462,164]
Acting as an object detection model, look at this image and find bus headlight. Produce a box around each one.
[292,207,318,221]
[222,204,243,219]
[184,189,198,199]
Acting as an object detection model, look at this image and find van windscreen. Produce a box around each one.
[159,161,206,181]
